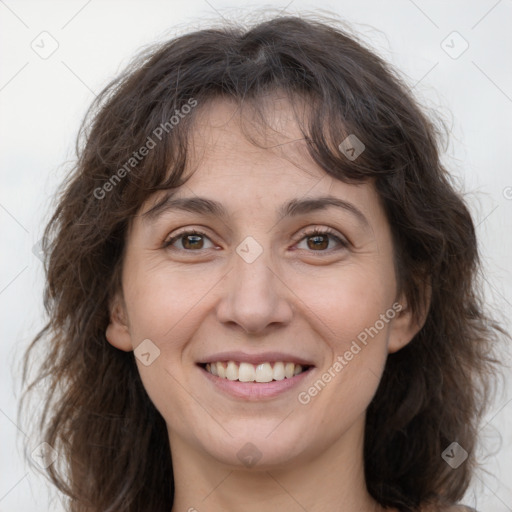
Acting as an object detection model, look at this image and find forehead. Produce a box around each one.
[137,95,384,231]
[186,94,318,177]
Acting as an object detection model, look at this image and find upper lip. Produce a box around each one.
[197,351,315,367]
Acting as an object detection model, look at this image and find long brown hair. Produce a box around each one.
[20,13,505,512]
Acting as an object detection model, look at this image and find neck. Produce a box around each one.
[169,415,387,512]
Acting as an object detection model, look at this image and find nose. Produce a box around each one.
[216,243,294,335]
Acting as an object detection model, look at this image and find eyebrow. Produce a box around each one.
[141,192,370,229]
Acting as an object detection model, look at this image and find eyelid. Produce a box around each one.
[293,226,348,243]
[162,227,217,249]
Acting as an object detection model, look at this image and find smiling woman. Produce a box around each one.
[20,13,504,512]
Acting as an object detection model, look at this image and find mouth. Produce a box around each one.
[199,360,313,383]
[196,355,315,400]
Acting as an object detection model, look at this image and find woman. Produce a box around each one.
[21,14,503,512]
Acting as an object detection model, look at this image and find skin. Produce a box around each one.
[106,96,426,512]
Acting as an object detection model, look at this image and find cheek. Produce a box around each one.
[122,261,218,414]
[290,263,394,409]
[134,358,204,446]
[296,319,390,435]
[122,257,220,343]
[291,261,396,347]
[123,266,210,434]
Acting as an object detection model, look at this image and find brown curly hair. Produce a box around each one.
[20,13,504,512]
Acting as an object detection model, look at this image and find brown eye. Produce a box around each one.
[306,234,330,250]
[164,230,214,251]
[295,228,348,252]
[181,234,204,250]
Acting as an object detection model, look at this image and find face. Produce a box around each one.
[107,96,419,470]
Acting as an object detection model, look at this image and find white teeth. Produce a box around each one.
[226,361,238,381]
[238,362,256,382]
[273,362,285,381]
[204,360,308,382]
[255,363,273,382]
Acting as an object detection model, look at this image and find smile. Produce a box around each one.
[203,361,309,382]
[198,361,315,400]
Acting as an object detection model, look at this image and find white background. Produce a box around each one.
[1,1,511,510]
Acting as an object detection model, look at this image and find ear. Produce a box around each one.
[387,285,431,354]
[105,292,133,352]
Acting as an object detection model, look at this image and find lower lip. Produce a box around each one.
[199,365,314,400]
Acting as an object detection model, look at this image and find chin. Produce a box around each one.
[195,423,315,469]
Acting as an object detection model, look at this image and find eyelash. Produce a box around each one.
[162,226,349,254]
